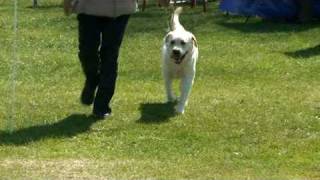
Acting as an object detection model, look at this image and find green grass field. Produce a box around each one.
[0,0,320,179]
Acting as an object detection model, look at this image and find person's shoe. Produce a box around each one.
[80,83,96,105]
[91,112,111,120]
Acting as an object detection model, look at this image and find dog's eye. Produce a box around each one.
[181,41,186,46]
[170,40,175,45]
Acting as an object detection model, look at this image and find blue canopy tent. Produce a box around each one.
[220,0,320,20]
[315,2,320,17]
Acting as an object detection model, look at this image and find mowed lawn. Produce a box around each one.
[0,0,320,179]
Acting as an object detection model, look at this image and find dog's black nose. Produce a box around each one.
[172,50,180,56]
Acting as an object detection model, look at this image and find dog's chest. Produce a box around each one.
[171,65,185,78]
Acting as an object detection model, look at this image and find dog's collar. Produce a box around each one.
[174,51,189,64]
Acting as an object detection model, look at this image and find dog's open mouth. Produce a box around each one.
[173,56,182,64]
[172,51,188,64]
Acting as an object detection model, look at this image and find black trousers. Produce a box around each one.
[77,14,130,114]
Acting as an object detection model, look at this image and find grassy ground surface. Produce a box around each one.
[0,0,320,179]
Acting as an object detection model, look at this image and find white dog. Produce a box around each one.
[162,7,199,114]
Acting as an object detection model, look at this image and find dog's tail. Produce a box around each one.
[170,7,184,31]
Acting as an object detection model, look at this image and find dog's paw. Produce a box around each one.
[174,105,185,114]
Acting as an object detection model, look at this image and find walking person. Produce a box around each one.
[68,0,137,119]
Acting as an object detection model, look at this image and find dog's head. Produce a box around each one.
[165,31,198,64]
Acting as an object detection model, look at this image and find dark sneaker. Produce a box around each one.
[80,82,96,105]
[91,112,111,120]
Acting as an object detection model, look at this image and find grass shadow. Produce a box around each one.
[137,102,177,124]
[285,44,320,59]
[0,114,101,146]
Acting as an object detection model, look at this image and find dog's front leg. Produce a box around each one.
[176,74,194,114]
[164,73,175,103]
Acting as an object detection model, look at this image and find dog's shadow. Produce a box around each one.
[137,102,177,124]
[284,44,320,59]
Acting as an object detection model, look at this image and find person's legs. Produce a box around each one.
[78,14,102,105]
[93,15,130,116]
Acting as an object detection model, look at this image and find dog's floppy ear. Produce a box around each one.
[165,33,172,44]
[192,35,198,48]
